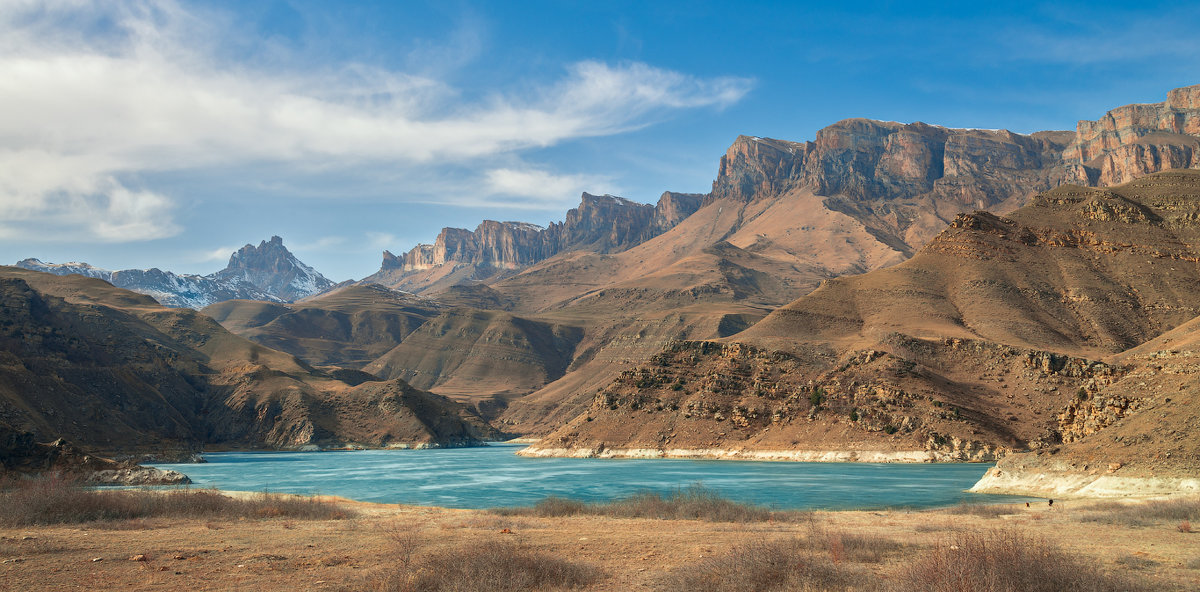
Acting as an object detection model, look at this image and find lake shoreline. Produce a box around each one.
[516,445,998,463]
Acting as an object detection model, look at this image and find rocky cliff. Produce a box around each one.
[1062,85,1200,186]
[17,236,334,308]
[710,124,1074,255]
[707,85,1200,258]
[368,192,703,293]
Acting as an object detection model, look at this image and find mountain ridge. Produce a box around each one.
[16,236,334,309]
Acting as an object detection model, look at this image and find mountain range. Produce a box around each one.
[16,236,334,308]
[7,84,1200,496]
[0,266,500,475]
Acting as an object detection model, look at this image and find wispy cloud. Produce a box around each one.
[0,0,754,242]
[193,244,238,264]
[483,167,614,210]
[995,6,1200,67]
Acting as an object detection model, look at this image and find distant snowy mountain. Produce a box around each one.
[210,236,335,302]
[16,236,335,308]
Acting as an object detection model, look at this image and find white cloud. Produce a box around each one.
[193,244,238,264]
[484,168,614,209]
[365,232,400,250]
[0,1,754,242]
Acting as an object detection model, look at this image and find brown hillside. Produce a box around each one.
[0,268,501,458]
[203,283,445,368]
[524,170,1200,471]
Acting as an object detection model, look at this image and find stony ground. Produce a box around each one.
[1,496,1197,591]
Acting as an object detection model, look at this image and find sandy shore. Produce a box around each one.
[517,446,998,462]
[2,494,1197,591]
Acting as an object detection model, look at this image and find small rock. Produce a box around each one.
[130,554,147,562]
[91,557,104,562]
[21,536,35,540]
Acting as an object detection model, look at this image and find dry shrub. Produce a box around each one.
[0,475,352,526]
[520,496,587,517]
[893,529,1147,592]
[814,529,904,564]
[1077,497,1200,527]
[366,540,599,592]
[659,538,870,592]
[495,485,809,523]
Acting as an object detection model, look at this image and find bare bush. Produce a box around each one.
[805,528,905,564]
[659,537,871,592]
[0,475,352,526]
[364,540,599,592]
[893,529,1147,592]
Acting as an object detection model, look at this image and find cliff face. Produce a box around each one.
[1061,85,1200,186]
[709,123,1075,255]
[371,191,703,292]
[711,123,1071,208]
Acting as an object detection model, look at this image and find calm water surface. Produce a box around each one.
[151,443,1033,510]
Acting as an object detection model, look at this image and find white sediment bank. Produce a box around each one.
[969,466,1200,498]
[516,446,996,463]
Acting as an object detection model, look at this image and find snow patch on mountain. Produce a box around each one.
[15,236,333,309]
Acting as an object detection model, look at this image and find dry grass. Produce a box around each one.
[943,502,1019,517]
[361,540,600,592]
[1114,554,1158,570]
[892,529,1148,592]
[0,535,70,557]
[1076,497,1200,527]
[494,485,809,523]
[0,474,352,526]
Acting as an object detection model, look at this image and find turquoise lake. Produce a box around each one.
[150,443,1034,510]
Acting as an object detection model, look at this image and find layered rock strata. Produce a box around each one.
[367,192,703,293]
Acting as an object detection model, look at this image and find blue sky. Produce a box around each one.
[2,0,1199,280]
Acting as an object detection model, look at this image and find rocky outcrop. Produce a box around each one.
[1062,84,1200,186]
[0,428,191,485]
[211,236,335,302]
[368,192,703,293]
[711,124,1072,208]
[705,85,1200,258]
[520,336,1121,461]
[17,236,334,308]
